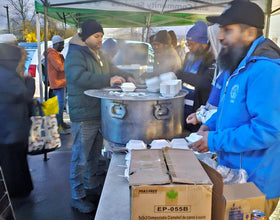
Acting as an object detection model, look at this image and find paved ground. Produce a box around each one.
[10,113,106,220]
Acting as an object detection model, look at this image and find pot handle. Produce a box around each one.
[154,103,171,120]
[109,103,126,119]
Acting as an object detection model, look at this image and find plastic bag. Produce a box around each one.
[41,96,59,116]
[216,165,248,184]
[199,154,248,184]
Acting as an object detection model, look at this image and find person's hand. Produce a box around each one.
[186,113,198,125]
[197,125,210,133]
[189,131,209,153]
[110,75,126,85]
[127,76,137,85]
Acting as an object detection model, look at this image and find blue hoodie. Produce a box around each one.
[205,36,280,199]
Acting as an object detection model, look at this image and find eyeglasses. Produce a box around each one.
[185,42,198,48]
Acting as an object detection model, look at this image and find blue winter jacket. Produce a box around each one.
[205,36,280,199]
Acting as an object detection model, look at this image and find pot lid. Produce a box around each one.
[84,88,187,101]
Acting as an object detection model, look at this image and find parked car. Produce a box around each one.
[111,39,154,83]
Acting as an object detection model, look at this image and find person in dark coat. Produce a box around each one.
[65,19,135,214]
[139,30,182,82]
[0,43,35,197]
[177,21,215,131]
[152,30,182,75]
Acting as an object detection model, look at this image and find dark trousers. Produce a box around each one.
[0,141,33,197]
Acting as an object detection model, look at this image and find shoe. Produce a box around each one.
[62,122,71,129]
[86,193,100,206]
[85,187,102,206]
[85,186,103,197]
[71,197,96,213]
[58,125,71,135]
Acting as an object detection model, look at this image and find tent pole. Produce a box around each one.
[265,0,272,38]
[142,27,145,42]
[44,4,49,102]
[145,13,152,42]
[36,13,43,103]
[43,2,50,161]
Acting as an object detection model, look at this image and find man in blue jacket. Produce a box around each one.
[190,0,280,217]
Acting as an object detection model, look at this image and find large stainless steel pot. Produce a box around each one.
[85,89,187,144]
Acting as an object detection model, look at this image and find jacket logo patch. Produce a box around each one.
[230,84,239,103]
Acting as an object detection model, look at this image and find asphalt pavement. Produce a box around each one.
[11,114,106,220]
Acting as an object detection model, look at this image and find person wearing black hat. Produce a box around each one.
[189,0,280,217]
[64,19,135,214]
[151,30,182,75]
[177,21,215,131]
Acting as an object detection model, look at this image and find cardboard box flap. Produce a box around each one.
[200,160,225,220]
[223,182,266,200]
[129,149,170,186]
[164,149,212,185]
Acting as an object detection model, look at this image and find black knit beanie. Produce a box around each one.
[153,30,171,45]
[81,19,104,41]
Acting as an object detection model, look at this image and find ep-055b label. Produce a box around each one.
[154,206,191,213]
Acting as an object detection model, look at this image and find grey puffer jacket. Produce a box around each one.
[0,43,35,144]
[65,34,129,122]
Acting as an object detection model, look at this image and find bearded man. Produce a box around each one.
[177,21,215,130]
[189,0,280,217]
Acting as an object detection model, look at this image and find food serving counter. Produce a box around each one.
[94,153,129,220]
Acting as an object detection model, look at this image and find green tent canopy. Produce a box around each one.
[34,1,213,28]
[34,0,279,29]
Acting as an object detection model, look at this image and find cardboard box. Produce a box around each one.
[129,149,213,220]
[223,182,265,220]
[201,161,266,220]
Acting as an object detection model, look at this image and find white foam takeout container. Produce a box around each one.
[185,133,203,144]
[171,138,190,149]
[150,139,171,149]
[145,76,160,92]
[160,79,182,98]
[121,82,136,92]
[126,140,147,151]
